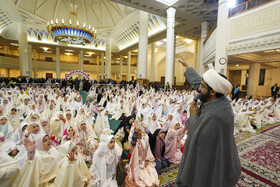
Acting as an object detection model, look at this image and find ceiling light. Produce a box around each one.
[65,52,73,56]
[276,49,280,52]
[87,52,94,56]
[46,0,96,45]
[236,64,239,67]
[10,43,19,46]
[155,0,179,6]
[228,0,236,7]
[124,56,128,58]
[184,38,193,44]
[41,47,49,52]
[156,41,163,46]
[65,49,75,52]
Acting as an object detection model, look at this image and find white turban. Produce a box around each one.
[202,69,232,95]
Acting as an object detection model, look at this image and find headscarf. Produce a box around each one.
[13,122,29,145]
[202,68,232,94]
[57,141,76,166]
[149,129,166,162]
[92,134,121,186]
[155,129,165,162]
[63,126,76,137]
[35,133,48,151]
[0,116,13,140]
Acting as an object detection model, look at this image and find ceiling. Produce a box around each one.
[110,0,218,39]
[228,50,280,68]
[0,0,219,53]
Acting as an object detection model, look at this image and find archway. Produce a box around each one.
[64,70,90,80]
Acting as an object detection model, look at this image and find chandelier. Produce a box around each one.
[46,0,96,45]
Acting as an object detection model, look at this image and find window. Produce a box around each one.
[258,69,265,86]
[45,57,53,62]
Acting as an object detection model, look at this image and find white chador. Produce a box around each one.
[94,110,110,137]
[90,134,122,187]
[146,114,161,134]
[237,110,256,133]
[12,134,59,187]
[7,111,20,130]
[50,112,65,139]
[0,137,18,187]
[110,102,124,120]
[54,141,92,187]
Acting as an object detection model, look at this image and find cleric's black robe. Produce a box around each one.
[175,67,241,187]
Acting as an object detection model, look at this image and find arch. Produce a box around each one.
[64,70,90,80]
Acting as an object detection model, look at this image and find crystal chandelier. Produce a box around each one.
[46,0,96,45]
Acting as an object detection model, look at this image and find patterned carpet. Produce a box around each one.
[158,123,280,187]
[237,124,280,187]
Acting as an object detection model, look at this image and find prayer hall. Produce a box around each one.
[0,0,279,186]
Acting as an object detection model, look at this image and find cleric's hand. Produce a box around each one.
[178,59,190,68]
[189,101,199,116]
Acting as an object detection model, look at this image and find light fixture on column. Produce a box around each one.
[228,0,236,7]
[46,0,96,45]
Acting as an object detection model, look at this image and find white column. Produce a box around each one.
[137,11,148,79]
[127,51,131,81]
[214,0,229,74]
[165,7,176,88]
[28,44,32,77]
[56,47,60,79]
[79,50,83,79]
[150,42,155,82]
[105,38,112,79]
[120,55,123,81]
[96,55,100,81]
[199,21,209,75]
[33,49,37,78]
[101,52,104,79]
[247,63,260,98]
[18,23,29,77]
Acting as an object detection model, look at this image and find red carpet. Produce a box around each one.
[237,124,280,187]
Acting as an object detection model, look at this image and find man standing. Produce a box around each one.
[175,59,241,187]
[271,83,279,100]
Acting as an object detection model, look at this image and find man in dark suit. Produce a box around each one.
[271,83,279,100]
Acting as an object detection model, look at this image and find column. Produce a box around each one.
[214,0,229,74]
[240,70,247,89]
[96,55,100,81]
[33,49,37,78]
[101,52,104,80]
[127,51,131,81]
[105,38,112,79]
[56,47,60,79]
[3,46,9,54]
[28,44,32,77]
[120,55,123,81]
[79,50,83,79]
[150,42,155,82]
[18,23,29,76]
[165,7,176,88]
[137,11,148,79]
[247,63,260,98]
[199,21,209,75]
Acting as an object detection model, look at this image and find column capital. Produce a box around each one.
[166,6,176,15]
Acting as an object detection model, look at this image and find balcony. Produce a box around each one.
[229,0,273,17]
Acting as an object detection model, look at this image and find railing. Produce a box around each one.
[229,0,273,17]
[0,53,137,66]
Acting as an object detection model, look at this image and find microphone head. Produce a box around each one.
[193,94,200,103]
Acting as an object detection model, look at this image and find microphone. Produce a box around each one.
[193,94,200,104]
